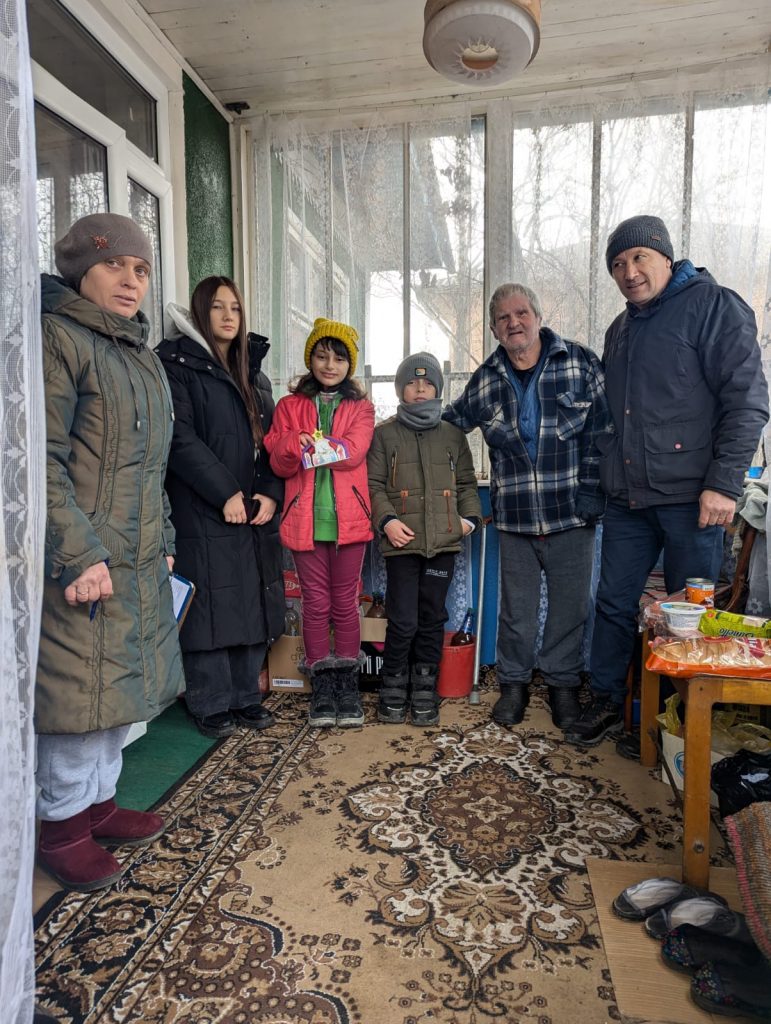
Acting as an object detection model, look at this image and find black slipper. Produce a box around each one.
[691,961,771,1019]
[646,897,750,942]
[662,924,763,974]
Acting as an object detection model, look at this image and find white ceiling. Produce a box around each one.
[135,0,771,116]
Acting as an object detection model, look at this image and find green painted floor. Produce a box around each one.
[115,700,216,810]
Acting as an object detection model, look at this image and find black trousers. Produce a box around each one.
[182,642,267,717]
[383,552,455,675]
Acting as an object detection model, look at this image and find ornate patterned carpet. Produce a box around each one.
[35,679,726,1023]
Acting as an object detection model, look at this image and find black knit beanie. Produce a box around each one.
[605,215,674,274]
[55,213,153,289]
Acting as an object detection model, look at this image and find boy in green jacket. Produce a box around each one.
[368,353,481,725]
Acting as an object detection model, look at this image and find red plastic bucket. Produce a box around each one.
[436,631,476,698]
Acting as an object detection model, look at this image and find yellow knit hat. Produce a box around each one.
[303,318,359,376]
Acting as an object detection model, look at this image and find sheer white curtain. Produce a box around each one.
[1,1,45,1021]
[486,80,771,356]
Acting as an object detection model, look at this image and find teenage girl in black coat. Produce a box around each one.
[157,276,284,737]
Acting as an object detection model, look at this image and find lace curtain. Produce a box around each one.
[1,0,45,1020]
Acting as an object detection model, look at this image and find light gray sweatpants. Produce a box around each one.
[36,725,131,821]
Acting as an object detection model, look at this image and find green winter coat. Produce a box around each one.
[36,275,184,734]
[368,417,482,558]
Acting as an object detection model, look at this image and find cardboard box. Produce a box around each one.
[268,634,310,693]
[360,616,387,643]
[660,729,723,806]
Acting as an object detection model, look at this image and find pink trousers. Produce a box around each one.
[292,541,366,665]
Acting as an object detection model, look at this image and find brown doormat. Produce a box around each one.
[586,858,741,1024]
[35,690,728,1023]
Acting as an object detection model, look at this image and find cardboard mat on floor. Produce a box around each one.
[586,859,740,1024]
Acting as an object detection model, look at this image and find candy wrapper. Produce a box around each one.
[647,635,771,678]
[301,435,350,469]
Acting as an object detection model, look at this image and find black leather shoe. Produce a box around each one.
[233,703,275,729]
[193,710,236,738]
[549,687,580,730]
[492,684,529,725]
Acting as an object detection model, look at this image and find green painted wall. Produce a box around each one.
[183,74,233,287]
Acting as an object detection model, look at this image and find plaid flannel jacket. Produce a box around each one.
[444,329,610,535]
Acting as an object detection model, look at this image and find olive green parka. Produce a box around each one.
[368,417,482,558]
[36,274,184,734]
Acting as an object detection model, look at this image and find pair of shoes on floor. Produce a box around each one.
[491,684,580,730]
[563,696,623,746]
[309,667,364,728]
[192,703,274,737]
[612,876,721,921]
[37,800,165,893]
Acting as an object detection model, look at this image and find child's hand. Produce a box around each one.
[223,491,247,523]
[384,519,415,548]
[462,520,474,536]
[250,494,277,526]
[299,432,314,449]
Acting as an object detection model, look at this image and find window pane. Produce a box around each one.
[127,179,163,345]
[28,0,157,160]
[330,125,405,377]
[35,104,107,274]
[512,120,593,344]
[409,118,485,375]
[692,97,771,322]
[598,111,685,336]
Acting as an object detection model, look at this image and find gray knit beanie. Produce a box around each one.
[394,351,444,400]
[55,213,153,288]
[605,215,674,273]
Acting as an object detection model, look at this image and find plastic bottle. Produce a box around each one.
[451,607,475,646]
[284,604,300,636]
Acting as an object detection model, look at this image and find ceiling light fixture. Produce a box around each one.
[423,0,541,87]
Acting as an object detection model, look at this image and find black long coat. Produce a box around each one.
[157,328,285,653]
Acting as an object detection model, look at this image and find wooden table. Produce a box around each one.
[639,647,771,887]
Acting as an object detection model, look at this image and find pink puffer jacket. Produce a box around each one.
[264,392,375,552]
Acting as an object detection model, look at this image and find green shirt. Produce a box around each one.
[314,392,342,541]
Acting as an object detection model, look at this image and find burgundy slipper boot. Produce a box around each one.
[89,798,165,848]
[38,809,126,892]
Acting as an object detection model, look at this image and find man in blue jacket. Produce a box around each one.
[565,215,768,748]
[445,283,609,731]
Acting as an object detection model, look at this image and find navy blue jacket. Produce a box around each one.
[599,264,768,508]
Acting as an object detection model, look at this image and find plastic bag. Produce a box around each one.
[656,694,771,755]
[699,608,771,639]
[710,748,771,817]
[646,635,771,678]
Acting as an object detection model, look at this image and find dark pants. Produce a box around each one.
[383,552,455,674]
[497,526,595,689]
[182,642,267,717]
[590,501,724,704]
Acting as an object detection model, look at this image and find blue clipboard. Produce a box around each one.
[169,572,195,626]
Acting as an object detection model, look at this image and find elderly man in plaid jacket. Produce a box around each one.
[444,283,610,731]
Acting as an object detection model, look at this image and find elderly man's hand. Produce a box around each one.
[64,561,113,607]
[698,489,736,529]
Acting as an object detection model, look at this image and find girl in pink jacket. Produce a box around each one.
[264,318,374,728]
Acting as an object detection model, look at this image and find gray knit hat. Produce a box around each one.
[394,351,443,400]
[605,215,674,273]
[55,213,153,288]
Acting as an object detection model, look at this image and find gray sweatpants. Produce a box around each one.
[497,526,595,689]
[36,725,130,821]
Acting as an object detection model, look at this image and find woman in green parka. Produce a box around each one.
[35,213,184,893]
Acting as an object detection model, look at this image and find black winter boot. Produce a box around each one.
[308,664,337,727]
[378,670,409,724]
[335,660,365,727]
[410,663,439,726]
[492,684,529,725]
